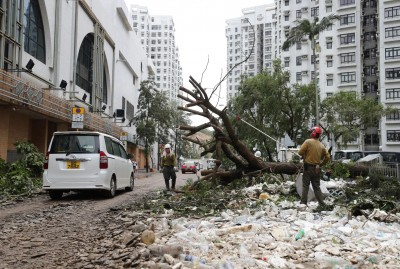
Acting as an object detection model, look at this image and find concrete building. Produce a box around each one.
[130,5,183,105]
[0,0,155,167]
[225,4,276,100]
[226,0,400,152]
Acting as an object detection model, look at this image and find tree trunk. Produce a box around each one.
[200,162,369,181]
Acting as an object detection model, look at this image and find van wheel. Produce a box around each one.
[125,173,134,191]
[49,190,63,200]
[106,178,116,198]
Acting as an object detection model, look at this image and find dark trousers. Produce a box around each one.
[301,164,325,205]
[163,166,176,190]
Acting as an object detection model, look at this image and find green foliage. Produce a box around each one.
[325,162,351,179]
[0,141,44,198]
[282,15,339,50]
[15,141,45,177]
[135,80,174,147]
[229,59,314,156]
[321,92,391,147]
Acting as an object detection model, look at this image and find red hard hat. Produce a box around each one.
[310,126,322,138]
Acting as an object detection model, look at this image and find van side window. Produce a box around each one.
[119,144,127,159]
[104,137,114,154]
[111,141,122,157]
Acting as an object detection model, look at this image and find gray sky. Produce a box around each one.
[125,0,274,107]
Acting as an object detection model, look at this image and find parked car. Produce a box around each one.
[206,159,217,170]
[43,131,134,200]
[181,161,197,174]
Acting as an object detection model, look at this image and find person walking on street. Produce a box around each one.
[298,126,330,206]
[131,157,137,174]
[161,144,177,191]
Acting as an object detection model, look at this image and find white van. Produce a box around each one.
[206,159,217,170]
[43,131,134,199]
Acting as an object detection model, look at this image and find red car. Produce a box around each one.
[181,161,197,174]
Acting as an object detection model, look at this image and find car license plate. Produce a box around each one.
[67,161,80,169]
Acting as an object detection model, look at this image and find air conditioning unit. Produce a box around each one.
[326,37,332,41]
[327,74,333,78]
[284,25,290,29]
[302,71,308,75]
[302,7,308,12]
[302,55,308,59]
[326,55,333,60]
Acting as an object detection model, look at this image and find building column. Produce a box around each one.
[0,107,10,161]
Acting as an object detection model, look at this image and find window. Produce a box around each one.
[327,60,333,67]
[284,15,289,21]
[102,69,107,104]
[76,34,94,94]
[326,42,332,49]
[387,110,400,121]
[327,79,333,86]
[364,134,379,145]
[296,42,301,50]
[387,88,400,100]
[326,6,332,13]
[385,6,400,18]
[386,26,400,38]
[340,0,355,6]
[385,47,400,60]
[363,0,377,8]
[296,56,302,66]
[340,14,355,25]
[284,0,289,6]
[386,68,400,80]
[284,59,290,67]
[296,0,301,3]
[387,130,400,142]
[340,33,355,45]
[296,72,302,82]
[296,10,301,19]
[364,48,377,59]
[340,72,356,83]
[340,52,355,63]
[311,7,319,17]
[24,0,46,63]
[364,66,377,76]
[363,82,377,93]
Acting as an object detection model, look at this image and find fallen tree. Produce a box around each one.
[177,76,369,181]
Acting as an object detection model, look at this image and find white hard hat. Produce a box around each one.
[255,151,261,157]
[165,143,171,149]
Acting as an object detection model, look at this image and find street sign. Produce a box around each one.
[72,107,85,122]
[71,121,84,129]
[120,131,128,141]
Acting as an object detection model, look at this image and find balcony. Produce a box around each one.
[0,70,122,137]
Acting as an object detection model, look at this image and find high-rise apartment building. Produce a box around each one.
[131,5,183,105]
[225,4,276,100]
[226,0,400,152]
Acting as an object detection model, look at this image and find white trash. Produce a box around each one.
[295,173,330,202]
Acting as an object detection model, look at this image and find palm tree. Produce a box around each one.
[282,14,339,126]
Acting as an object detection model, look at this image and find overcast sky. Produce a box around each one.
[125,0,274,107]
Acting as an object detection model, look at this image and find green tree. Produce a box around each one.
[282,14,339,126]
[135,80,173,172]
[230,60,315,160]
[321,91,391,148]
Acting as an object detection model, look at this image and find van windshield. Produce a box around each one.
[50,134,100,154]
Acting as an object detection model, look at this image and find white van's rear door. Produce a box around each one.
[47,134,101,183]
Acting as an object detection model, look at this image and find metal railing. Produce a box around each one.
[0,69,123,138]
[369,163,400,180]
